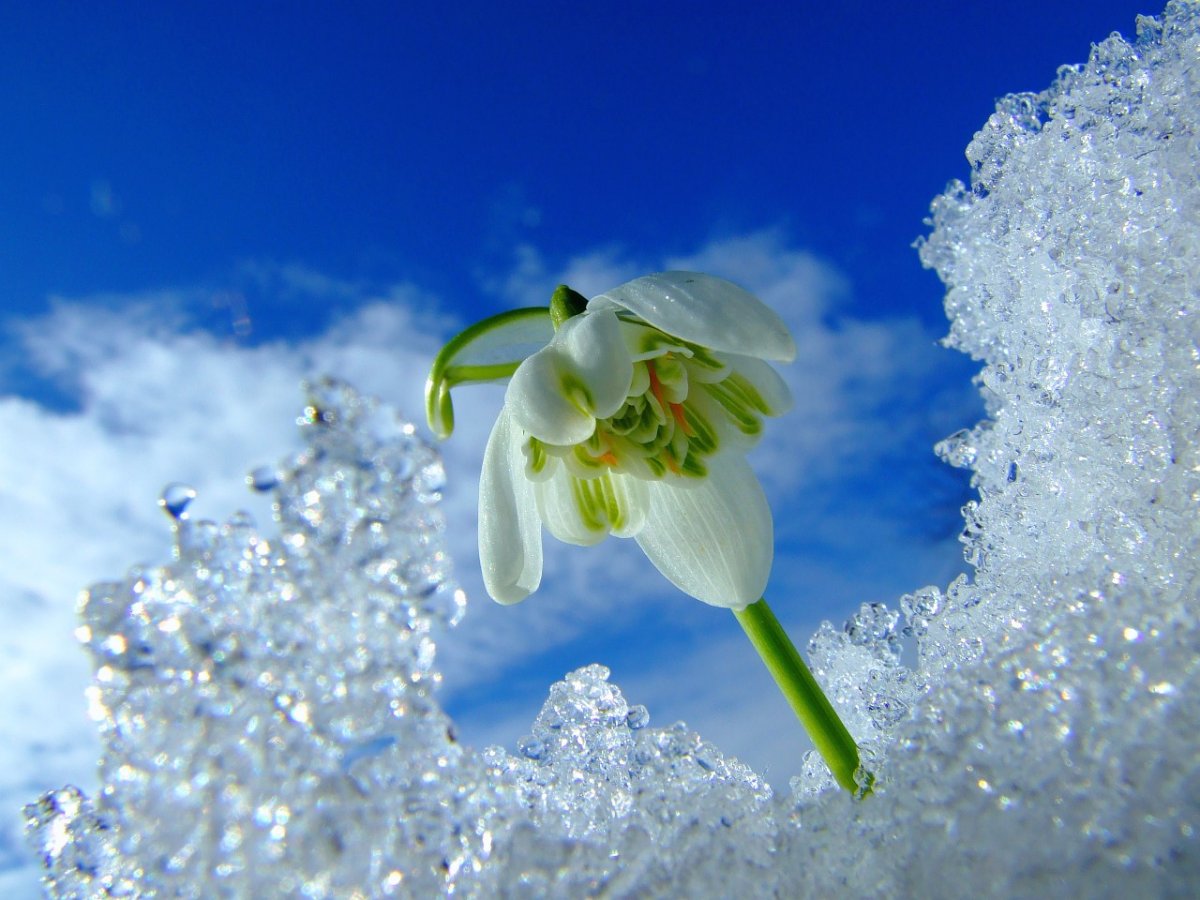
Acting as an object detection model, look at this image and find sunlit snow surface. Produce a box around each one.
[25,4,1200,896]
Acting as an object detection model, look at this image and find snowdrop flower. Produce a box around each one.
[428,272,869,795]
[426,272,795,609]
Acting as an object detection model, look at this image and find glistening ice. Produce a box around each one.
[24,3,1200,896]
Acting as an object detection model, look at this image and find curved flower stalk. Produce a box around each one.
[427,272,869,795]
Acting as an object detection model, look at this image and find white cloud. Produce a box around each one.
[0,236,976,887]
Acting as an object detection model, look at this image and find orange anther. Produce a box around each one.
[646,360,668,409]
[670,402,693,436]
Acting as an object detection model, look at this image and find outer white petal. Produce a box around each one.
[478,408,544,604]
[634,455,773,608]
[506,309,633,445]
[589,272,796,362]
[535,469,650,546]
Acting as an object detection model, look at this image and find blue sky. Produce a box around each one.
[0,2,1156,891]
[2,2,1154,329]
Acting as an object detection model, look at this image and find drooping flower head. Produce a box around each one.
[426,272,795,609]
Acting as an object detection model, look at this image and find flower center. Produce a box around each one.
[526,328,774,483]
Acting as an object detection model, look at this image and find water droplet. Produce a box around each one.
[413,462,446,503]
[901,586,944,622]
[518,736,545,760]
[936,428,978,468]
[159,483,197,520]
[625,705,650,730]
[248,465,281,493]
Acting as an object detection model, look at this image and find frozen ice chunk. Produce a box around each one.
[482,665,782,895]
[23,788,127,899]
[26,379,508,897]
[496,664,773,842]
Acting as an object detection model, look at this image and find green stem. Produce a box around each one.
[733,598,870,796]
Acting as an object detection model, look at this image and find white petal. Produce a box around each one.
[506,309,633,445]
[558,309,634,418]
[478,408,544,604]
[589,272,796,362]
[634,456,773,608]
[535,469,649,546]
[505,347,595,445]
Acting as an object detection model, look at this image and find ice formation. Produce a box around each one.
[24,3,1200,896]
[23,380,784,898]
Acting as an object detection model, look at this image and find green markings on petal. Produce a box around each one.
[643,456,668,478]
[598,475,624,531]
[702,377,766,437]
[569,472,627,533]
[569,477,604,532]
[425,306,554,439]
[525,437,552,480]
[570,443,610,474]
[559,370,596,417]
[684,343,728,378]
[724,371,773,415]
[680,453,708,479]
[629,402,666,444]
[681,404,719,455]
[616,318,729,381]
[617,320,688,361]
[607,398,644,436]
[580,351,726,482]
